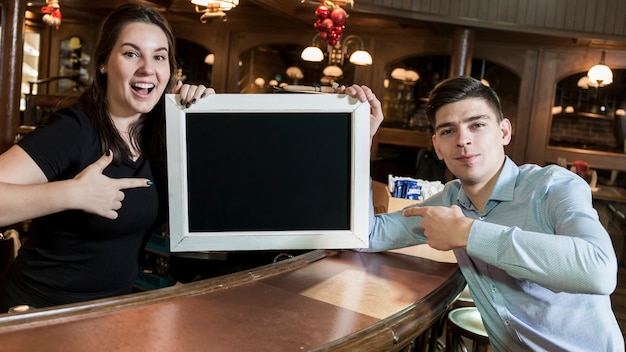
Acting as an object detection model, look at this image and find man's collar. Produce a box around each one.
[456,156,518,209]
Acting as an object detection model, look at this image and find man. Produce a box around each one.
[362,76,623,351]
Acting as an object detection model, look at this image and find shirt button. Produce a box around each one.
[492,287,497,292]
[479,216,484,220]
[505,320,511,326]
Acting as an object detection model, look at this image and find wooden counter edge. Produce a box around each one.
[0,249,331,329]
[310,267,465,351]
[0,249,465,352]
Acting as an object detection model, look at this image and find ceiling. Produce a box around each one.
[19,0,508,39]
[23,0,404,28]
[19,0,626,50]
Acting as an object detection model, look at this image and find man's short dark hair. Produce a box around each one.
[425,76,503,127]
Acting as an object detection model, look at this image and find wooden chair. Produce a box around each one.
[16,76,84,142]
[22,76,84,126]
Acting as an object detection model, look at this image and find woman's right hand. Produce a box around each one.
[72,151,153,219]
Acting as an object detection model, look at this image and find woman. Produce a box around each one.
[0,3,214,311]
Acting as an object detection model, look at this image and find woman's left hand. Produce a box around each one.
[172,80,216,108]
[336,84,384,140]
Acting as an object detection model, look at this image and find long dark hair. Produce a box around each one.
[77,3,177,169]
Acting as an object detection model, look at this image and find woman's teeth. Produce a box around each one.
[131,83,154,93]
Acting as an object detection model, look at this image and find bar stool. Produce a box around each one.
[416,285,476,352]
[446,306,491,352]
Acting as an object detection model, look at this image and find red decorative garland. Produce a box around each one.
[42,3,62,30]
[313,1,348,46]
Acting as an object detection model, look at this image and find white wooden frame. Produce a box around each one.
[165,93,370,251]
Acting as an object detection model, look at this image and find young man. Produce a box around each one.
[363,76,623,351]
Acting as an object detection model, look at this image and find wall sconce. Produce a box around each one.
[551,106,563,115]
[587,50,613,87]
[286,66,304,80]
[301,34,372,66]
[286,66,304,84]
[390,68,419,83]
[204,53,215,65]
[254,77,265,87]
[191,0,239,22]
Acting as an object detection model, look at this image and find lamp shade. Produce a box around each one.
[587,50,613,86]
[323,65,343,78]
[192,0,239,10]
[349,50,373,65]
[204,53,215,65]
[390,68,406,80]
[404,70,419,82]
[588,64,613,86]
[390,68,419,82]
[301,46,324,62]
[286,66,304,80]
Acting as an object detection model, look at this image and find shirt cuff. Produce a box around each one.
[466,219,502,264]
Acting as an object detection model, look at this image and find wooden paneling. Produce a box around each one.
[356,0,626,41]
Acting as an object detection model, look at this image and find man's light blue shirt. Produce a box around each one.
[366,157,623,351]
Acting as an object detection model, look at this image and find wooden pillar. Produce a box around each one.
[0,0,27,153]
[449,28,475,77]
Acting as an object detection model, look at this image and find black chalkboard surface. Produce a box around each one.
[185,112,351,232]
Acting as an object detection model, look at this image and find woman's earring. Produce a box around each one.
[99,66,106,74]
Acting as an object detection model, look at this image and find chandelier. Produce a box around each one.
[191,0,239,22]
[301,0,371,67]
[301,34,372,66]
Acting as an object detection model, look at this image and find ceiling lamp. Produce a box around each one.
[390,68,419,83]
[286,66,304,85]
[323,65,343,78]
[301,46,324,62]
[587,50,613,87]
[286,66,304,80]
[191,0,239,22]
[41,0,62,29]
[301,34,372,66]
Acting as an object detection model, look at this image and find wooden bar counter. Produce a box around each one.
[0,249,464,351]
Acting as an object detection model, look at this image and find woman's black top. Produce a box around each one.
[0,105,166,311]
